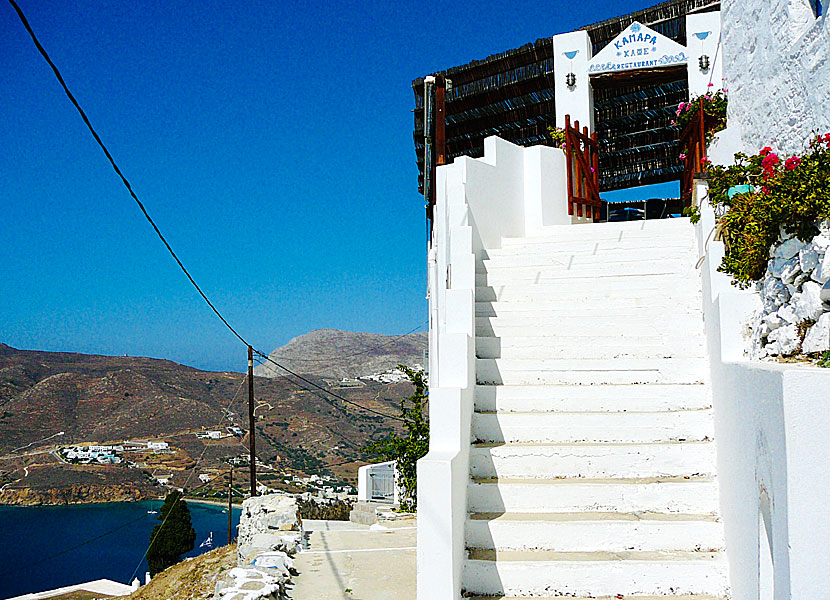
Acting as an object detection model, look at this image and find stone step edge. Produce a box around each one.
[471,439,713,449]
[465,596,725,600]
[473,407,713,415]
[468,511,721,522]
[466,549,724,561]
[470,475,714,485]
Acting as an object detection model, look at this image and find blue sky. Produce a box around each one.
[1,1,665,372]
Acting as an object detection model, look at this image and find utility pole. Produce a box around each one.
[227,464,233,546]
[248,346,257,497]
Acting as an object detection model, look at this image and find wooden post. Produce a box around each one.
[227,464,233,545]
[247,346,256,497]
[435,75,447,167]
[565,114,573,216]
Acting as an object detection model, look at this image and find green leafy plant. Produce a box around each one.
[675,87,728,145]
[547,125,566,150]
[818,351,830,368]
[364,366,428,512]
[147,490,197,576]
[702,134,830,287]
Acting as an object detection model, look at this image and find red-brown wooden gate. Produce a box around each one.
[564,115,602,221]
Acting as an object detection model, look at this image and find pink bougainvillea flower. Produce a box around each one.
[671,120,676,125]
[679,153,687,160]
[762,153,780,168]
[761,186,771,195]
[759,146,773,156]
[784,156,801,170]
[708,83,714,87]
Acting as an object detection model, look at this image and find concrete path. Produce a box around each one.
[288,519,416,600]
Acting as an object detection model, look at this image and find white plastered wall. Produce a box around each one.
[553,31,594,132]
[418,137,570,600]
[686,12,724,97]
[695,170,830,600]
[721,0,829,154]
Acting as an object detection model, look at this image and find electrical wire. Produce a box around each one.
[257,320,428,365]
[127,371,248,582]
[7,0,248,348]
[8,0,410,425]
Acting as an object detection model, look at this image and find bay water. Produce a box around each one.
[0,499,241,599]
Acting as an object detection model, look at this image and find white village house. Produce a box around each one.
[417,2,829,600]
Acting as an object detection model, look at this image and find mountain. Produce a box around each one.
[0,339,415,502]
[253,329,428,379]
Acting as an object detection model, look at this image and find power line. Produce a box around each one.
[7,0,248,349]
[8,0,409,426]
[128,371,249,582]
[257,321,428,365]
[253,350,405,422]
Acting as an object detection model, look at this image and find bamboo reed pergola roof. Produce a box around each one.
[412,0,720,193]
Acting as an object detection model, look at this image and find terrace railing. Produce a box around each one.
[680,99,706,207]
[565,115,602,221]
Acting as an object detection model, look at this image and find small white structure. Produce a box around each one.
[357,461,399,504]
[147,441,169,451]
[198,473,212,483]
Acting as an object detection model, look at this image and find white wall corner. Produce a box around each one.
[686,11,724,97]
[781,369,830,600]
[523,145,571,234]
[553,30,594,131]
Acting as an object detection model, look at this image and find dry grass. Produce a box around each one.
[113,544,236,600]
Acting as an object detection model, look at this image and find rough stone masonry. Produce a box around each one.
[214,494,303,600]
[749,222,830,359]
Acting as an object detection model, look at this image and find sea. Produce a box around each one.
[0,499,241,599]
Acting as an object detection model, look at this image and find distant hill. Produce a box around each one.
[253,329,428,380]
[0,340,414,499]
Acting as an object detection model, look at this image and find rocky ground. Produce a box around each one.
[113,544,237,600]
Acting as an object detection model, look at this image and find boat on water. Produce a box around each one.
[147,510,158,514]
[200,531,213,548]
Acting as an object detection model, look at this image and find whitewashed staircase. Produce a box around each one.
[464,218,729,599]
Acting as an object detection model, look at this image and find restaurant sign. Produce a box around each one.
[588,21,688,75]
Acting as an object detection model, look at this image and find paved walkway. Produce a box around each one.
[288,519,416,600]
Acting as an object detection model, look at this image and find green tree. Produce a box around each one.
[364,366,428,511]
[147,491,196,576]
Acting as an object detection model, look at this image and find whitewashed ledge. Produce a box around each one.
[7,578,133,599]
[214,493,303,600]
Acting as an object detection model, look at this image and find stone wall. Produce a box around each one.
[722,0,829,154]
[215,493,303,600]
[749,226,830,358]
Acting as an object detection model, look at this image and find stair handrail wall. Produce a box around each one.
[418,135,572,600]
[694,172,830,599]
[564,114,601,221]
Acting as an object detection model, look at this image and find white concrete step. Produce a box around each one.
[501,221,692,244]
[474,383,711,412]
[465,512,725,552]
[476,336,705,360]
[479,249,695,271]
[466,596,726,600]
[472,410,713,444]
[476,278,700,302]
[484,240,696,260]
[476,358,707,385]
[467,477,721,514]
[462,549,728,598]
[469,441,715,479]
[475,296,701,314]
[478,260,697,282]
[475,317,704,341]
[475,302,701,319]
[475,269,701,287]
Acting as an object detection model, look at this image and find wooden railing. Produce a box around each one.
[679,99,706,207]
[564,115,602,221]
